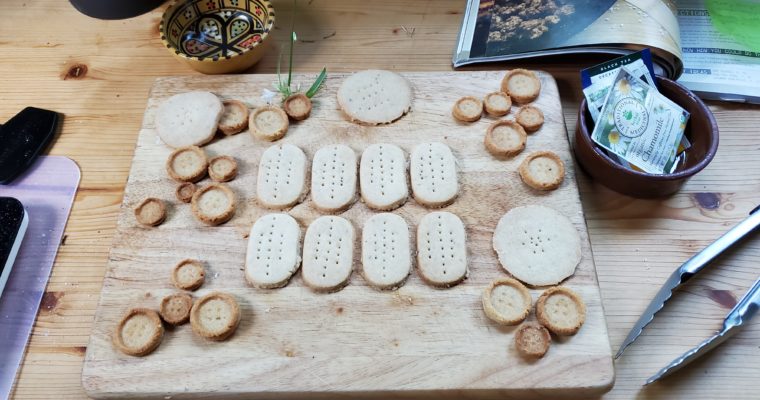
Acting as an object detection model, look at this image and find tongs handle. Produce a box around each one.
[679,205,760,277]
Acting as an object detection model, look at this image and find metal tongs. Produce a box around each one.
[616,204,760,384]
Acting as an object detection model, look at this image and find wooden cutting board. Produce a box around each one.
[82,71,614,398]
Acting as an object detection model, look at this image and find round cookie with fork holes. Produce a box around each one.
[536,286,586,335]
[482,277,532,325]
[190,292,241,341]
[485,120,527,158]
[337,70,413,125]
[493,205,581,286]
[518,151,565,191]
[113,308,164,356]
[134,198,167,227]
[501,69,541,104]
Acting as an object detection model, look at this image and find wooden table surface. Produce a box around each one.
[2,1,758,399]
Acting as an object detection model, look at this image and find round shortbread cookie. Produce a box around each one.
[452,96,483,122]
[493,205,581,286]
[302,216,355,292]
[311,144,357,213]
[156,91,222,148]
[113,308,164,357]
[410,142,459,208]
[190,292,241,341]
[484,120,527,158]
[283,93,312,121]
[172,259,205,291]
[416,211,468,287]
[134,198,166,227]
[175,182,196,203]
[518,151,565,191]
[218,100,249,135]
[515,105,544,132]
[191,183,236,225]
[361,213,411,290]
[536,286,586,336]
[482,278,532,325]
[359,143,408,211]
[245,213,302,289]
[160,292,193,326]
[249,105,289,141]
[257,144,308,209]
[337,70,412,125]
[483,92,512,116]
[166,145,208,183]
[501,69,541,104]
[208,155,238,182]
[514,322,551,358]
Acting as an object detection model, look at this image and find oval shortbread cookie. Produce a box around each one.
[359,143,408,211]
[337,70,412,125]
[302,216,355,292]
[410,142,459,208]
[311,144,357,213]
[245,213,302,289]
[257,144,308,209]
[156,91,222,148]
[113,308,164,357]
[482,278,532,325]
[416,212,468,287]
[361,213,411,290]
[493,205,581,286]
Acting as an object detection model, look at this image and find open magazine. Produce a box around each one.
[454,0,760,103]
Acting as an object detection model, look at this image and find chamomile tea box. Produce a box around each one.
[591,67,689,174]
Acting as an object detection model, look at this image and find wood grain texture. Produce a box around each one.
[81,71,613,398]
[3,1,759,399]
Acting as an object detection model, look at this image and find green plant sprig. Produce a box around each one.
[273,0,327,101]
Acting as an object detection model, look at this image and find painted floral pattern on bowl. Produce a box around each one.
[161,0,274,61]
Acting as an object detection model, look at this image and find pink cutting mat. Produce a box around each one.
[0,156,79,399]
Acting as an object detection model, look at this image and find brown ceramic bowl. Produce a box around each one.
[575,76,718,198]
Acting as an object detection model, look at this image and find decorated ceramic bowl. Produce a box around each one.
[160,0,275,74]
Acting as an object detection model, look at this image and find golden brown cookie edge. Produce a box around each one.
[518,150,565,191]
[536,286,587,336]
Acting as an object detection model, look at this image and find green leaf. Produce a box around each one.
[305,68,327,98]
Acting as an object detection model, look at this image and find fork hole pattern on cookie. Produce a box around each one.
[359,143,408,210]
[311,144,357,212]
[361,213,411,289]
[410,142,458,207]
[245,213,302,289]
[416,211,467,287]
[302,216,355,291]
[257,144,307,209]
